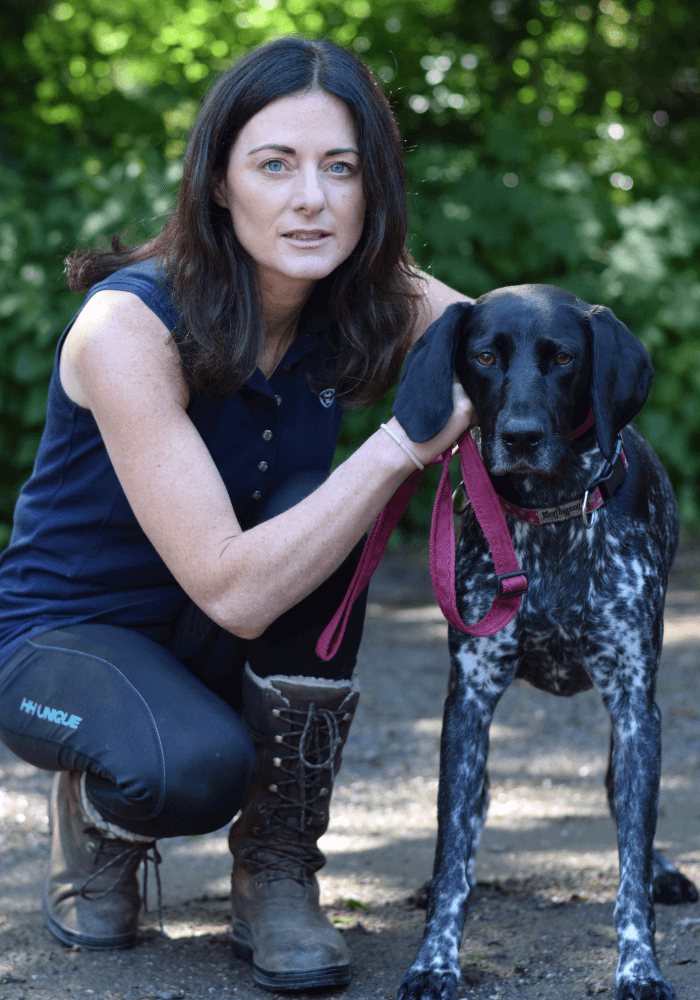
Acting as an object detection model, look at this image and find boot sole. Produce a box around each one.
[42,891,136,951]
[231,922,351,991]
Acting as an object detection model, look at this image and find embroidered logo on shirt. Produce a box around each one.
[20,698,82,730]
[318,388,335,409]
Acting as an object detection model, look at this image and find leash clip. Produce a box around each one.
[581,434,625,529]
[452,480,471,515]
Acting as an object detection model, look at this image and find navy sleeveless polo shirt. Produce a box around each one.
[0,261,344,663]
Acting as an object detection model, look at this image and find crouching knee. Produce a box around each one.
[86,714,255,840]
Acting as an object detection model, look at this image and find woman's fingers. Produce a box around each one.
[448,381,478,436]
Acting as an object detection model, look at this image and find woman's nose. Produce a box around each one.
[291,165,326,213]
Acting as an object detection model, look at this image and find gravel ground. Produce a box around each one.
[0,542,698,1000]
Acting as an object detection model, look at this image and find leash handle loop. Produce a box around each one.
[429,432,526,637]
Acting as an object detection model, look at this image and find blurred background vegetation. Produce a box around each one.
[1,0,699,541]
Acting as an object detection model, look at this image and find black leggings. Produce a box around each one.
[0,472,368,839]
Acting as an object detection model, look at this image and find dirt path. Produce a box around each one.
[0,545,698,1000]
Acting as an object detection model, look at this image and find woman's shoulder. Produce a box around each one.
[60,279,188,411]
[84,258,179,333]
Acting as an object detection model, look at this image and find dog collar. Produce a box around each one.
[499,435,627,527]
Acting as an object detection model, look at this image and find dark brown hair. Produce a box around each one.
[65,37,420,404]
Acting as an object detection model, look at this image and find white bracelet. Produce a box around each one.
[380,423,425,471]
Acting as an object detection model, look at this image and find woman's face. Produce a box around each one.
[213,91,366,294]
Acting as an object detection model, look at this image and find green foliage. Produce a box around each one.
[1,0,699,543]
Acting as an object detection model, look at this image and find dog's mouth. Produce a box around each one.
[487,457,560,479]
[480,435,564,480]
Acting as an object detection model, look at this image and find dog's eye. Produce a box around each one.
[556,353,573,365]
[477,353,495,366]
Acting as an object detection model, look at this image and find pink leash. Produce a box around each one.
[316,430,528,661]
[430,431,527,636]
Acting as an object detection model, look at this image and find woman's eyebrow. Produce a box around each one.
[248,144,295,155]
[247,144,360,156]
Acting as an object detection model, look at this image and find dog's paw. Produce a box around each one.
[652,869,699,905]
[616,973,678,1000]
[396,968,458,1000]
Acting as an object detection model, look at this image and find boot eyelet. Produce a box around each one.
[319,788,329,798]
[272,708,281,718]
[272,757,282,768]
[274,734,283,743]
[343,712,352,721]
[268,783,278,793]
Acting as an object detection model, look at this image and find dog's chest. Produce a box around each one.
[455,514,619,696]
[511,522,599,693]
[511,518,598,630]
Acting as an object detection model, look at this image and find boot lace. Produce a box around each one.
[246,701,345,885]
[80,832,164,934]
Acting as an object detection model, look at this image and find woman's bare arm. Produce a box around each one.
[64,290,475,640]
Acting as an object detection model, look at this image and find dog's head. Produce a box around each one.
[393,284,653,475]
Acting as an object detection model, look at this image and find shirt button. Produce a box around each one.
[258,461,268,472]
[252,490,262,500]
[275,395,282,406]
[262,429,273,441]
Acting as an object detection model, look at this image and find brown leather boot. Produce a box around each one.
[43,771,159,950]
[229,666,359,991]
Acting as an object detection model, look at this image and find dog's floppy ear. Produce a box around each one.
[392,302,473,443]
[587,305,653,460]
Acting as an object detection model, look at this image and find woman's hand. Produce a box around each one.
[382,381,478,470]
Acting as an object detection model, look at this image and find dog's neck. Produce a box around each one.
[483,427,607,509]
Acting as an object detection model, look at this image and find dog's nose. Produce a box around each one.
[501,418,545,455]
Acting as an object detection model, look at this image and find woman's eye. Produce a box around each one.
[328,161,353,175]
[556,352,573,365]
[263,159,285,173]
[477,352,495,366]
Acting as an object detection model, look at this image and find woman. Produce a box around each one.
[0,37,473,990]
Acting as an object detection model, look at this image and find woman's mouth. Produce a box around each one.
[284,230,331,243]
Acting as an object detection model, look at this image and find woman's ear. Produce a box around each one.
[586,305,654,460]
[210,171,229,209]
[392,302,472,443]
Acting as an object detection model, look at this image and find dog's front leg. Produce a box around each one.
[397,652,511,1000]
[605,729,699,905]
[603,686,678,1000]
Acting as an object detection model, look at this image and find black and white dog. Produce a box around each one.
[392,285,697,1000]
